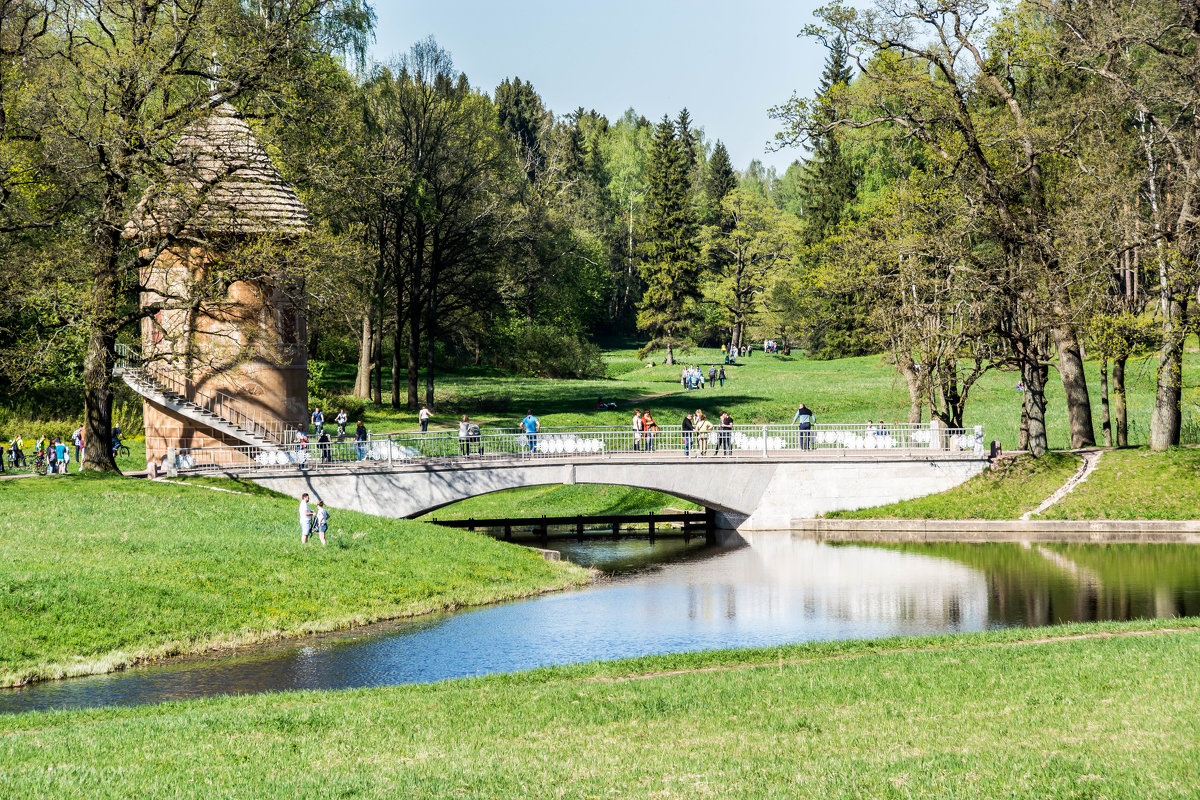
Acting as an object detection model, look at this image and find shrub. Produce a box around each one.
[497,325,605,379]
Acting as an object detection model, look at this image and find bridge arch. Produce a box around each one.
[245,452,989,530]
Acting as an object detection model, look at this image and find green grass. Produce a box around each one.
[2,619,1199,798]
[1043,447,1200,520]
[418,484,700,521]
[827,452,1083,519]
[0,475,588,686]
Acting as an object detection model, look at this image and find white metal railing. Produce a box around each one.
[115,343,300,445]
[163,422,986,475]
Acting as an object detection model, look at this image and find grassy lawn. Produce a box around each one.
[826,452,1082,519]
[418,484,700,521]
[1044,447,1200,520]
[2,619,1198,798]
[0,475,588,687]
[332,343,1200,451]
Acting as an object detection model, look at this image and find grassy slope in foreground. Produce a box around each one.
[2,619,1199,799]
[418,483,700,521]
[0,475,588,686]
[826,452,1082,519]
[1044,447,1200,519]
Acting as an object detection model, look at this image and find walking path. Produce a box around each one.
[1020,448,1103,520]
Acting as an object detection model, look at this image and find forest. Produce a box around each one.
[0,1,1197,466]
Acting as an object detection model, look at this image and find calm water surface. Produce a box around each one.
[4,536,1199,715]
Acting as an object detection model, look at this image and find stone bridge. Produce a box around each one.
[245,451,990,531]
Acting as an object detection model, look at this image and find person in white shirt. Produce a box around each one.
[419,405,432,433]
[299,493,313,543]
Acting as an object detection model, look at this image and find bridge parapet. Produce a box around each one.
[165,422,986,476]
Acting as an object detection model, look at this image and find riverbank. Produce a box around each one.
[0,475,589,687]
[2,617,1198,797]
[827,447,1200,521]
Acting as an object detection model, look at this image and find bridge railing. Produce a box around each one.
[163,423,985,475]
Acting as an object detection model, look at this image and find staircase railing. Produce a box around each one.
[115,343,298,446]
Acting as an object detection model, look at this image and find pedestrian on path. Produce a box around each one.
[792,403,815,450]
[314,501,328,546]
[419,405,432,433]
[311,407,324,434]
[718,367,726,388]
[707,366,717,389]
[299,493,313,542]
[72,426,82,464]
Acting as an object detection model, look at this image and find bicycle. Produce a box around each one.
[113,443,131,459]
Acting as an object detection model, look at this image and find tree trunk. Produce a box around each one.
[1053,324,1095,448]
[353,312,373,399]
[1021,361,1049,457]
[82,250,120,472]
[391,306,402,408]
[895,354,923,425]
[371,317,382,405]
[1114,356,1128,447]
[407,227,425,411]
[1149,300,1186,450]
[1099,356,1111,447]
[1018,398,1030,452]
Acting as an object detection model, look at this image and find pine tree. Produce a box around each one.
[798,37,857,243]
[637,116,700,365]
[705,141,737,213]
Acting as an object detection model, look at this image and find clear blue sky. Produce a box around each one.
[369,1,827,174]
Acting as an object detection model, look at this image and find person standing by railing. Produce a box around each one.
[717,412,733,455]
[354,421,368,461]
[643,411,658,451]
[458,415,471,456]
[631,409,644,451]
[695,410,713,455]
[792,403,815,450]
[682,412,695,457]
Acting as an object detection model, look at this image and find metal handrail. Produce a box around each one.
[164,422,987,475]
[115,343,298,445]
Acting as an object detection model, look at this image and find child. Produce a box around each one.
[314,500,328,546]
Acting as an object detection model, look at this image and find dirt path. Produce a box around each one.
[1020,448,1103,520]
[586,625,1197,683]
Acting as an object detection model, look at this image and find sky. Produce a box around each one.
[368,1,828,174]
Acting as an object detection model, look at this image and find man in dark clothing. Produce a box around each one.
[717,412,733,455]
[792,403,815,450]
[682,412,695,457]
[318,430,332,462]
[354,421,368,461]
[718,367,726,388]
[707,366,717,388]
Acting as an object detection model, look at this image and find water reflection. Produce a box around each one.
[3,537,1199,716]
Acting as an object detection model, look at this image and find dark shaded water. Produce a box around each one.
[4,536,1199,715]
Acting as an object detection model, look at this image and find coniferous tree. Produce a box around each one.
[637,115,700,364]
[705,141,737,217]
[799,37,857,243]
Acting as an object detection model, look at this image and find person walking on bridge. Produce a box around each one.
[354,421,368,461]
[521,411,540,453]
[792,403,815,450]
[682,412,695,457]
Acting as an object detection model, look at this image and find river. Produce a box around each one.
[3,535,1199,715]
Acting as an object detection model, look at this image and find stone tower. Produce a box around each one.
[123,103,311,465]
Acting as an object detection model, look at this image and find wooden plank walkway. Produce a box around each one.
[429,509,717,545]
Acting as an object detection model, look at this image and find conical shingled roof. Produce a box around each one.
[124,103,311,238]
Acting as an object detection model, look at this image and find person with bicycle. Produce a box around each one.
[111,426,123,458]
[334,408,348,439]
[7,434,25,468]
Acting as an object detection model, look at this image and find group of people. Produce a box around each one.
[310,407,350,438]
[632,408,738,455]
[680,365,727,391]
[297,492,329,545]
[763,339,783,354]
[5,425,125,474]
